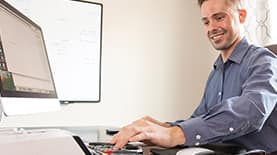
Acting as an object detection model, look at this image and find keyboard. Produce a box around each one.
[88,142,143,155]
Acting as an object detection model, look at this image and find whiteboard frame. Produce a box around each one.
[60,0,103,103]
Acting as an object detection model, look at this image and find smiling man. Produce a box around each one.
[111,0,277,153]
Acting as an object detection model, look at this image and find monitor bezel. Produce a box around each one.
[0,0,60,116]
[0,0,58,99]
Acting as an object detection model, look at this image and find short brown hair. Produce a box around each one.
[198,0,242,9]
[197,0,208,7]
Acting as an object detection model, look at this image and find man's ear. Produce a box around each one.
[239,9,247,23]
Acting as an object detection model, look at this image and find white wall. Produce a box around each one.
[0,0,217,127]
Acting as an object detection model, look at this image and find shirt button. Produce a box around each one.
[218,92,222,96]
[196,135,201,140]
[195,142,200,146]
[229,127,234,132]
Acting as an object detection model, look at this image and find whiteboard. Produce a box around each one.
[6,0,102,102]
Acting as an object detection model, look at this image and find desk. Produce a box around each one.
[25,127,263,155]
[0,127,219,155]
[0,126,148,155]
[24,126,112,143]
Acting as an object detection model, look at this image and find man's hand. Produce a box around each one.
[110,116,186,151]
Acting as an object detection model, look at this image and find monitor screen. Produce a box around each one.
[6,0,103,103]
[0,0,60,116]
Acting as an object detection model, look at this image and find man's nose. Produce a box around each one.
[207,20,218,32]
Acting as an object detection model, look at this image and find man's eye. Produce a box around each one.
[202,21,209,26]
[216,15,225,21]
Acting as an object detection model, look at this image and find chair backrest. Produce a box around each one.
[265,44,277,55]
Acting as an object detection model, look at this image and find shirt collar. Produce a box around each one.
[214,37,250,69]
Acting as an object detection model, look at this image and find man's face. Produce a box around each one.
[200,0,243,51]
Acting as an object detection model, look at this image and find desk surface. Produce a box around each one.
[1,126,146,155]
[20,126,113,143]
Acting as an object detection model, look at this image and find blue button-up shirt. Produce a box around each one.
[173,38,277,152]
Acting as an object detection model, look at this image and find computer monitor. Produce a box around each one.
[0,0,60,116]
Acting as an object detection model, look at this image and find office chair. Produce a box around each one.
[265,44,277,55]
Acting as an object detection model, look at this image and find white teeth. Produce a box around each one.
[211,34,223,40]
[213,35,221,40]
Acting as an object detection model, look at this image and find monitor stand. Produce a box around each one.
[0,103,3,121]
